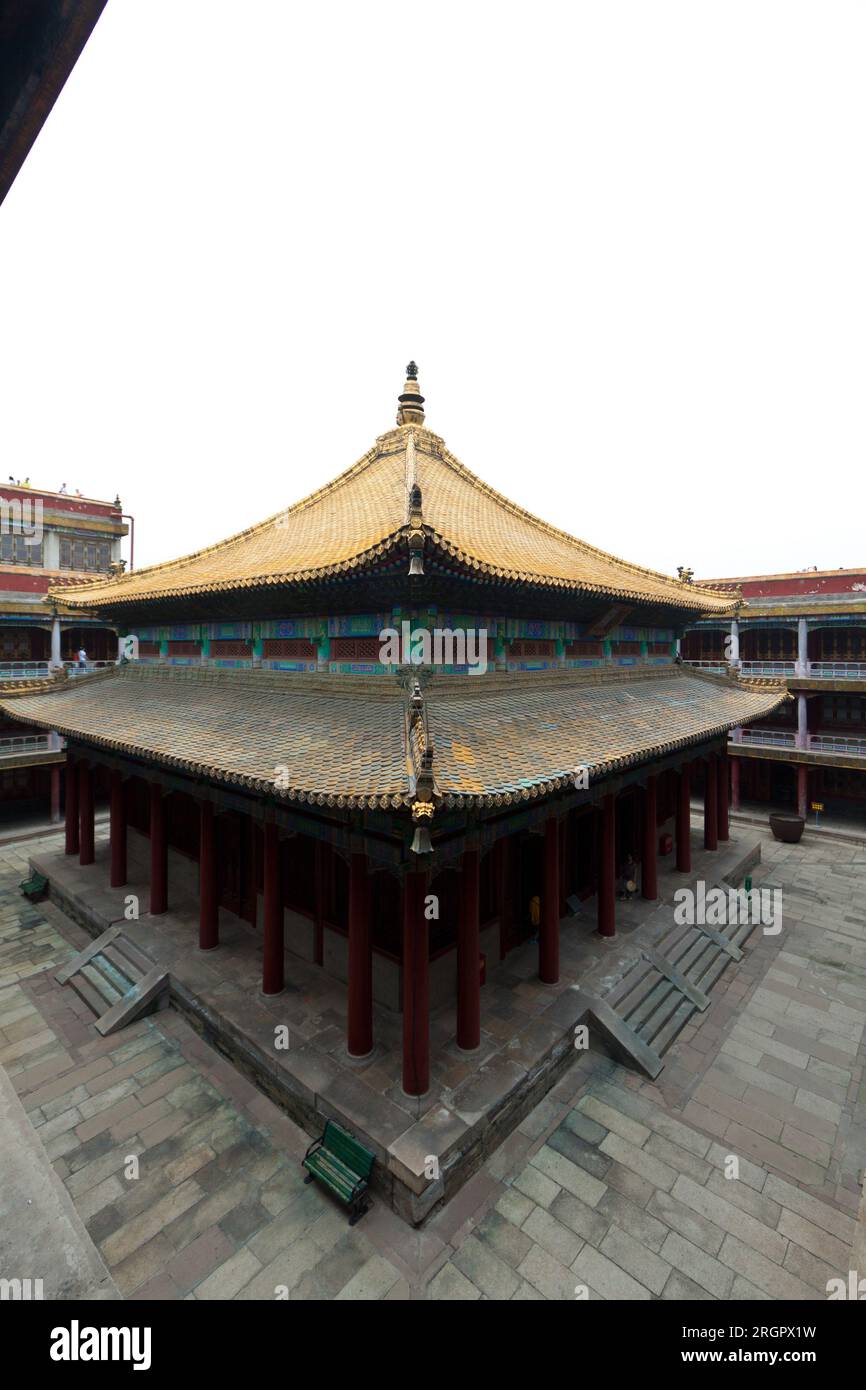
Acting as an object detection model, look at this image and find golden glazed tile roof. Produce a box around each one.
[50,378,737,615]
[1,663,787,809]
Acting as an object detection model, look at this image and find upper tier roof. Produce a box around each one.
[51,366,737,617]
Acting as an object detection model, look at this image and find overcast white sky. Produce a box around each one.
[1,1,864,579]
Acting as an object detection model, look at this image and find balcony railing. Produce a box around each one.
[737,728,797,747]
[808,733,866,756]
[0,733,64,758]
[731,728,866,758]
[739,661,797,677]
[0,659,117,681]
[63,660,116,677]
[685,657,866,681]
[0,661,50,680]
[806,661,866,679]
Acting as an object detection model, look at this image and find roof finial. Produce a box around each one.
[397,361,425,426]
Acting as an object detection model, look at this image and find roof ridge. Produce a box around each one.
[49,437,389,603]
[422,438,736,610]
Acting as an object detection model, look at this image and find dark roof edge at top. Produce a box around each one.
[0,0,109,206]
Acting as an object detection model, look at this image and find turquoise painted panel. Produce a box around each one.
[261,660,317,672]
[260,617,320,638]
[328,614,389,636]
[204,621,252,640]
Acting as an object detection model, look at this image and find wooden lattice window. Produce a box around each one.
[646,641,671,656]
[211,640,252,658]
[138,641,160,656]
[330,636,382,661]
[510,639,555,658]
[167,641,200,656]
[611,641,641,656]
[565,640,603,658]
[262,638,317,660]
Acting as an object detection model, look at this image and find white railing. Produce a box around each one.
[739,660,797,677]
[683,659,728,672]
[0,661,50,680]
[738,728,797,747]
[0,733,64,757]
[807,662,866,679]
[808,734,866,756]
[0,660,118,680]
[63,660,116,677]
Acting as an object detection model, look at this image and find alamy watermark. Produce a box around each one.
[379,622,487,675]
[0,1276,43,1300]
[0,495,43,543]
[674,881,782,934]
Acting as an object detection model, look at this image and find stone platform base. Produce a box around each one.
[32,826,760,1226]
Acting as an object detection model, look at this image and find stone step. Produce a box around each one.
[100,943,141,988]
[67,972,110,1019]
[111,936,153,978]
[80,961,121,1007]
[95,966,170,1037]
[651,994,697,1056]
[572,990,664,1080]
[55,923,170,1034]
[624,970,672,1033]
[55,923,122,986]
[87,953,135,1000]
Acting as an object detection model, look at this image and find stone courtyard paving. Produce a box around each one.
[1,824,864,1300]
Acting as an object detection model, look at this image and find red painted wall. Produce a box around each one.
[702,571,866,600]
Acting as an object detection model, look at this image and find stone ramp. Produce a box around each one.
[0,1067,120,1300]
[55,923,169,1036]
[579,882,764,1077]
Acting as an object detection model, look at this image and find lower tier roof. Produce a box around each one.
[3,664,795,811]
[1,663,788,811]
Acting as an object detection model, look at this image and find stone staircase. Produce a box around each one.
[574,881,762,1079]
[55,924,169,1036]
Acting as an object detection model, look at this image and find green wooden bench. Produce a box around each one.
[302,1119,375,1225]
[19,872,48,902]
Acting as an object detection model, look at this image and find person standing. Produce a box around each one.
[77,647,87,670]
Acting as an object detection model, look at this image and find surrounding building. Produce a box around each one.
[0,367,787,1103]
[683,569,866,827]
[0,482,127,823]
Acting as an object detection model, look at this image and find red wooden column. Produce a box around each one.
[313,840,326,967]
[149,783,167,915]
[641,774,658,901]
[347,846,372,1056]
[50,766,61,824]
[539,815,560,982]
[402,868,429,1097]
[717,749,730,842]
[496,836,509,961]
[64,757,79,855]
[797,765,808,819]
[704,755,718,851]
[262,821,284,995]
[109,770,127,887]
[457,844,481,1049]
[730,756,741,812]
[78,761,94,866]
[676,763,691,873]
[597,793,616,938]
[199,799,218,949]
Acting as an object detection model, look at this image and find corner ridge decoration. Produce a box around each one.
[405,676,437,854]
